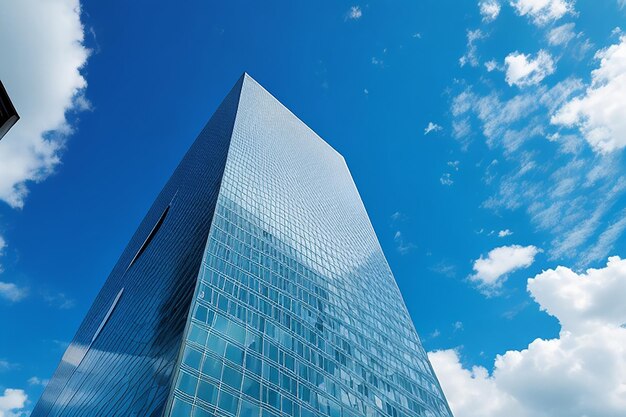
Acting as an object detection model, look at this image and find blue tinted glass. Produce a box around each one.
[172,398,193,417]
[177,371,198,396]
[31,76,244,417]
[240,399,260,417]
[218,390,240,414]
[167,75,452,417]
[182,346,203,369]
[197,380,217,405]
[30,74,452,417]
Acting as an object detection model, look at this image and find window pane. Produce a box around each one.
[218,390,240,415]
[171,398,192,417]
[197,380,217,405]
[176,371,198,396]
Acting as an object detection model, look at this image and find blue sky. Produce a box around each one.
[1,1,626,416]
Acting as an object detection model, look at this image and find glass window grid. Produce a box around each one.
[170,196,450,417]
[168,75,451,417]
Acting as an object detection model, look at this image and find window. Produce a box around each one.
[92,288,124,343]
[126,201,172,272]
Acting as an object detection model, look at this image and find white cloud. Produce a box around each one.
[0,0,90,208]
[578,209,626,267]
[469,244,539,292]
[0,388,28,417]
[429,349,527,417]
[0,360,16,372]
[0,282,27,302]
[390,211,406,223]
[452,87,542,151]
[440,173,454,186]
[450,78,626,264]
[529,256,626,333]
[27,376,49,387]
[479,0,501,22]
[547,22,576,46]
[504,50,556,87]
[431,257,626,417]
[552,36,626,153]
[346,6,362,20]
[424,121,443,135]
[498,229,513,237]
[43,291,76,309]
[510,0,575,26]
[460,29,486,67]
[430,261,457,278]
[0,236,5,272]
[484,59,500,72]
[393,231,417,255]
[371,56,384,67]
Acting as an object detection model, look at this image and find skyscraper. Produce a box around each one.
[32,74,452,417]
[0,80,19,141]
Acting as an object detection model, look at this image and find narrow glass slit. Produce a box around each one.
[126,203,170,271]
[92,287,124,343]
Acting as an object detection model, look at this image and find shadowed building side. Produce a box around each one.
[31,76,245,417]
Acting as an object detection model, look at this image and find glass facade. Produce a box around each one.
[32,74,452,417]
[30,77,243,417]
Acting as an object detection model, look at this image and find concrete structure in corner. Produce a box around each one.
[32,73,453,417]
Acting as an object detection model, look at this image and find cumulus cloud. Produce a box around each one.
[0,388,28,417]
[0,0,90,208]
[529,256,626,333]
[430,350,527,417]
[460,29,486,67]
[479,0,501,22]
[552,36,626,153]
[510,0,575,26]
[469,244,539,293]
[424,122,443,135]
[431,256,626,417]
[498,229,513,237]
[505,50,556,87]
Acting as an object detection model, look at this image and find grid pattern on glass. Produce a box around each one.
[29,77,244,417]
[167,75,452,417]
